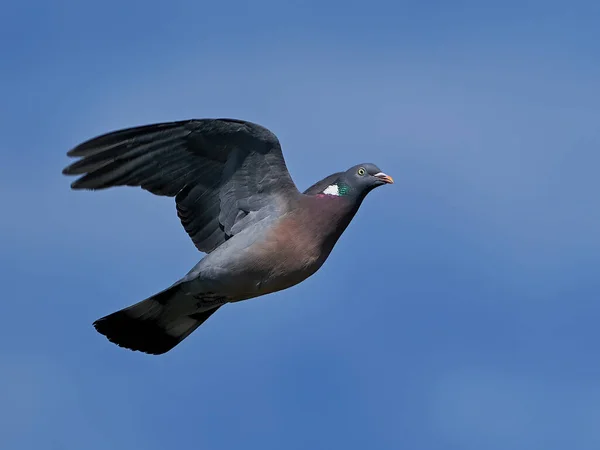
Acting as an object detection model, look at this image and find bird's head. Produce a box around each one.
[313,163,393,198]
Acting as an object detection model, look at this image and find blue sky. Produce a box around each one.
[1,1,599,449]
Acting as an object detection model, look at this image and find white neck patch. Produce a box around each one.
[323,184,340,196]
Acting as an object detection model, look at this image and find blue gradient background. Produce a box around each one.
[1,1,599,449]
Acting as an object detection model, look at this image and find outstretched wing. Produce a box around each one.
[63,118,299,253]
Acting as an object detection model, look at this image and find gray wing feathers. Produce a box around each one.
[63,119,299,253]
[65,123,203,196]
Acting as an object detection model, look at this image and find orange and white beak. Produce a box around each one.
[374,172,394,184]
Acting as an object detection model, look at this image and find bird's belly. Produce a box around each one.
[187,216,332,301]
[223,236,327,299]
[191,252,321,302]
[255,259,320,295]
[247,234,329,297]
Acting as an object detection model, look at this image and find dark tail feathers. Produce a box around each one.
[93,285,221,355]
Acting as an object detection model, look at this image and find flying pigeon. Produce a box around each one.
[63,118,394,355]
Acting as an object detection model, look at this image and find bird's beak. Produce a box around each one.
[374,172,394,184]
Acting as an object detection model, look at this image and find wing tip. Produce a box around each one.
[62,163,76,176]
[66,135,102,157]
[60,165,87,189]
[66,148,79,158]
[62,164,86,190]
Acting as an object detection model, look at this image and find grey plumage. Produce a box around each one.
[63,118,393,355]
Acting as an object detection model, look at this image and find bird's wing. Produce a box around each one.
[63,118,299,253]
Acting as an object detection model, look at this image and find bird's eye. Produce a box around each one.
[357,167,366,176]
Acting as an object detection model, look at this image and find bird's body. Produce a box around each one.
[63,118,393,355]
[186,192,356,300]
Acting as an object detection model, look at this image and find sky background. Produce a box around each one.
[1,1,599,449]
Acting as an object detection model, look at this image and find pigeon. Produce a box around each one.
[63,118,394,355]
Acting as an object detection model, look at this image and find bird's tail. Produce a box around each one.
[93,283,221,355]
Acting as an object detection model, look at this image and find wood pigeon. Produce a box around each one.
[63,118,394,355]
